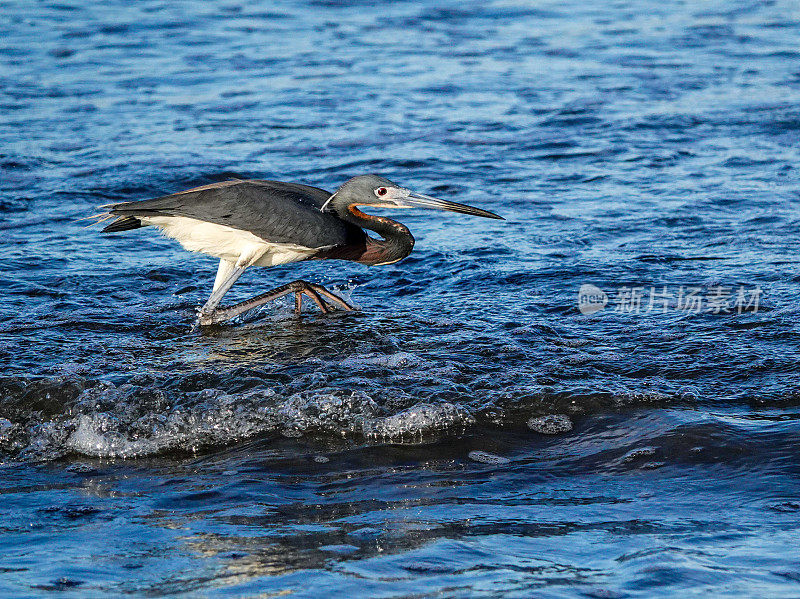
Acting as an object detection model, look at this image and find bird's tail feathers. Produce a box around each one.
[76,211,137,231]
[101,215,143,232]
[76,212,115,229]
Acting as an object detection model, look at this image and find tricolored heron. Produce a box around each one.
[97,174,503,325]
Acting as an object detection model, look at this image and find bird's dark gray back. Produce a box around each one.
[113,180,366,249]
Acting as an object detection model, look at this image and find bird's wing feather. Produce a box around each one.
[107,180,365,249]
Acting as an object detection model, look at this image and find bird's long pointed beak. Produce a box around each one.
[399,190,504,220]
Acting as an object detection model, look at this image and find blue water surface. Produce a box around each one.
[1,0,800,596]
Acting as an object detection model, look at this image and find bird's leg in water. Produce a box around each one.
[197,264,247,323]
[292,283,329,314]
[305,283,356,312]
[294,292,302,314]
[199,280,355,325]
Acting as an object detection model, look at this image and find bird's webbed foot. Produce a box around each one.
[197,280,355,325]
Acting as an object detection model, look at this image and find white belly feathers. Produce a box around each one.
[141,216,324,267]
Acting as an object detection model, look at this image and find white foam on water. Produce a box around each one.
[338,352,423,369]
[0,418,13,441]
[621,446,658,462]
[276,389,381,435]
[12,380,479,459]
[468,450,510,465]
[363,402,474,442]
[63,391,283,458]
[527,414,574,434]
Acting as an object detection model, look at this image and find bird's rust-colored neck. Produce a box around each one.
[347,205,415,266]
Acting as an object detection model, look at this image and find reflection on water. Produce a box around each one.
[2,0,800,595]
[4,410,799,596]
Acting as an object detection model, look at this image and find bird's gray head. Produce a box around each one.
[320,174,503,220]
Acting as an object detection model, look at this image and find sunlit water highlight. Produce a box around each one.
[2,0,800,596]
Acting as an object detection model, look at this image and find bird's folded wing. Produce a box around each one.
[107,179,365,249]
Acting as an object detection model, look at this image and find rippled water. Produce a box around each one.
[2,0,800,596]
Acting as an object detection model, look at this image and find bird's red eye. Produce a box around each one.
[377,187,387,196]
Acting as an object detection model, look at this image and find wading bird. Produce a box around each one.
[98,174,503,325]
